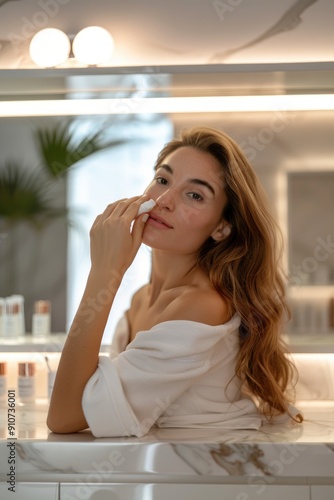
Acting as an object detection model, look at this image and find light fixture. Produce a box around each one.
[1,94,334,117]
[72,26,114,65]
[29,26,114,68]
[29,28,71,68]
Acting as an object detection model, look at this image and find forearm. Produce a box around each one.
[47,194,149,433]
[47,270,122,433]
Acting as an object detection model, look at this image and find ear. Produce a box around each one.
[211,221,231,242]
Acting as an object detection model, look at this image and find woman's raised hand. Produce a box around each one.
[48,195,151,434]
[89,194,150,278]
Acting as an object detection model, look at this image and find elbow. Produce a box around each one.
[47,409,88,434]
[46,413,72,434]
[46,415,68,434]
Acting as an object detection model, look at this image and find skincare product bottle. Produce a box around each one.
[0,363,6,402]
[18,362,35,403]
[4,298,20,340]
[10,294,25,336]
[32,300,51,338]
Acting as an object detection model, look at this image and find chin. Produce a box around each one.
[142,235,199,256]
[142,233,168,250]
[142,226,206,254]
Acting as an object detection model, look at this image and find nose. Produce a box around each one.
[155,188,175,211]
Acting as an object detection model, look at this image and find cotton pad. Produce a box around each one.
[137,199,156,216]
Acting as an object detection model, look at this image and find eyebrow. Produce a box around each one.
[156,163,216,196]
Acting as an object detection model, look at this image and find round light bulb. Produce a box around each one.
[72,26,114,65]
[29,28,71,68]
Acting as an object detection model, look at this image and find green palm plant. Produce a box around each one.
[35,121,126,179]
[0,161,67,231]
[0,120,126,228]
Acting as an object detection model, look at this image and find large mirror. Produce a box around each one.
[1,64,334,341]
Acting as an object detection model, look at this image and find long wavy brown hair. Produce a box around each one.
[155,126,302,422]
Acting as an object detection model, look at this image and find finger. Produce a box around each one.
[110,194,149,218]
[131,213,150,247]
[95,196,144,223]
[90,202,123,235]
[95,199,128,222]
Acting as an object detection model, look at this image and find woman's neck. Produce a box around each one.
[148,250,206,304]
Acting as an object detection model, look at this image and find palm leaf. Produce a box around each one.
[35,121,127,179]
[0,162,67,229]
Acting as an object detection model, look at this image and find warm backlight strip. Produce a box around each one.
[1,94,334,117]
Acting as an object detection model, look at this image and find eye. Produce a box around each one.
[155,176,168,185]
[188,192,203,201]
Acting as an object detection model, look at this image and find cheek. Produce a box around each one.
[178,206,212,230]
[143,182,157,197]
[178,208,197,227]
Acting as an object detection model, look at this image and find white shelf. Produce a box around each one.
[0,334,110,353]
[1,334,334,353]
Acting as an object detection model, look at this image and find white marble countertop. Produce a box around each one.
[1,401,334,484]
[0,399,332,444]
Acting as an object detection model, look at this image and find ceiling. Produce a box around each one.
[0,0,333,69]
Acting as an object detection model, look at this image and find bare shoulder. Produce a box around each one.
[161,287,231,326]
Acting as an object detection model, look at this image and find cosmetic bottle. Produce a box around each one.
[32,300,51,338]
[10,294,25,336]
[18,363,35,404]
[0,363,6,402]
[4,298,20,340]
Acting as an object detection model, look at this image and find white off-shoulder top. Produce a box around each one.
[82,313,298,438]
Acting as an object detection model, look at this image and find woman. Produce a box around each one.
[47,126,302,437]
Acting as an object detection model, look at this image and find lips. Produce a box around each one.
[148,213,173,228]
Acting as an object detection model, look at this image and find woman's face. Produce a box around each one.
[142,146,228,254]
